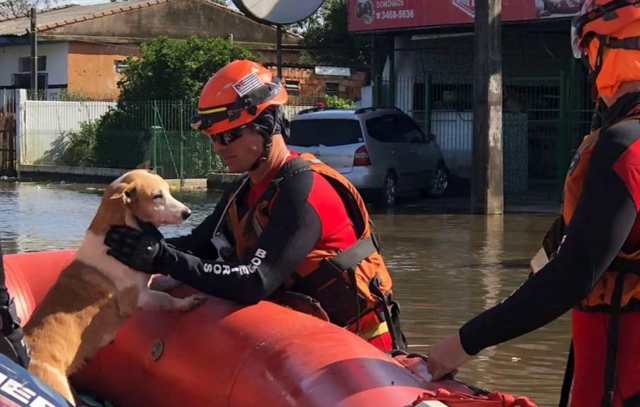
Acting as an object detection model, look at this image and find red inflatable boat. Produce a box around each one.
[3,250,536,407]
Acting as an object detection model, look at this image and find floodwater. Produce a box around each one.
[0,181,567,406]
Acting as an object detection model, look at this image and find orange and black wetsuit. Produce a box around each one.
[153,152,398,352]
[459,92,640,407]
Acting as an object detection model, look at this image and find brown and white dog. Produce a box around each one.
[23,169,205,405]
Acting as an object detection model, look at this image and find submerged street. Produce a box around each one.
[0,181,567,405]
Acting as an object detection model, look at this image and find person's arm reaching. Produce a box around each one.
[107,171,323,304]
[429,124,640,379]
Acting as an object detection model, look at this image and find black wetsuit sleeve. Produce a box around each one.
[460,128,639,355]
[154,171,322,304]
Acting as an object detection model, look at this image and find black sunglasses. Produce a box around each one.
[213,125,252,146]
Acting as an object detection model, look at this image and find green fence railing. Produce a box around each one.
[93,100,223,179]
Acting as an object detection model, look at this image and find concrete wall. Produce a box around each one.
[16,94,115,165]
[67,42,139,100]
[0,42,69,91]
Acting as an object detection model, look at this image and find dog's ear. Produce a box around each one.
[109,182,137,205]
[136,161,151,170]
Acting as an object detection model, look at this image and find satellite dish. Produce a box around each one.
[232,0,325,25]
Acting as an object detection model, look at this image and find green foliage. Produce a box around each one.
[302,0,369,66]
[94,107,149,169]
[324,95,356,109]
[53,90,94,102]
[117,37,254,102]
[60,121,98,166]
[88,36,251,174]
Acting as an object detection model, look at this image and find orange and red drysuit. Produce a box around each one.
[459,92,640,407]
[157,151,401,352]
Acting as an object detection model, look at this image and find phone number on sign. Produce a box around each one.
[376,9,415,20]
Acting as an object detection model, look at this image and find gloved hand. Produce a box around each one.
[0,299,30,368]
[105,222,166,274]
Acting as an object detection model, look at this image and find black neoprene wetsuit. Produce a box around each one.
[154,154,358,305]
[460,92,640,355]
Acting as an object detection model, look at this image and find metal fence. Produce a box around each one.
[14,96,322,179]
[379,73,594,193]
[0,89,16,114]
[94,100,318,179]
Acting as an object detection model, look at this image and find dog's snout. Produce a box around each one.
[182,208,192,220]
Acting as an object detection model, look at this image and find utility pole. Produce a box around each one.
[276,25,282,79]
[471,0,503,214]
[30,7,38,99]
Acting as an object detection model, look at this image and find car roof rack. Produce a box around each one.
[297,106,359,115]
[354,106,404,115]
[297,106,327,115]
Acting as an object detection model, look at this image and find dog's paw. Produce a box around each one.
[176,294,207,312]
[148,274,182,292]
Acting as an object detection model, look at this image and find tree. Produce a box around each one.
[301,0,368,67]
[0,0,56,19]
[117,36,254,102]
[88,36,253,170]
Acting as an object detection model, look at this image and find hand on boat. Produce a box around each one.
[427,333,470,381]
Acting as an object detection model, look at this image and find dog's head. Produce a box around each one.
[100,170,191,229]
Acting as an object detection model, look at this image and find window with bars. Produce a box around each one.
[285,80,300,96]
[18,56,46,73]
[325,82,339,97]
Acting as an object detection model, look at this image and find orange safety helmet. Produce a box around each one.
[192,60,288,137]
[572,0,640,100]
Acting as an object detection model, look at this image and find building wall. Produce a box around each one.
[44,0,298,45]
[0,42,68,91]
[272,67,368,103]
[67,42,139,100]
[393,22,573,82]
[389,21,577,182]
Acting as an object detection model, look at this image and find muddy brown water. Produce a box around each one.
[0,182,568,406]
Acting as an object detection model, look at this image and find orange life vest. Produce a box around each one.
[563,127,640,310]
[561,118,640,407]
[224,153,394,333]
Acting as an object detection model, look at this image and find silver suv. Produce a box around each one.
[288,107,448,207]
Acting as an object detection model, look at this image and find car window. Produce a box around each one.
[366,115,397,143]
[396,114,426,143]
[289,119,363,146]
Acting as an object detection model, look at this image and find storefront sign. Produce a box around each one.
[348,0,583,32]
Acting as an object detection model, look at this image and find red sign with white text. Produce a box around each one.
[348,0,583,32]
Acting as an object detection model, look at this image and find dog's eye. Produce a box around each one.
[152,193,163,200]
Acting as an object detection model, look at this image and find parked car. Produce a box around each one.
[288,107,448,207]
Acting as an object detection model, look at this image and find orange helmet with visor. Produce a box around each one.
[191,60,288,138]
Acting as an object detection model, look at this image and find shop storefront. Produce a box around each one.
[348,0,591,188]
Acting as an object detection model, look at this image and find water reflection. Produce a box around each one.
[378,212,568,405]
[0,182,568,406]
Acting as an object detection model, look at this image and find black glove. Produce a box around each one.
[104,222,166,274]
[0,299,30,368]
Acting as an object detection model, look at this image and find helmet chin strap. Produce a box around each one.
[247,129,273,172]
[247,106,282,172]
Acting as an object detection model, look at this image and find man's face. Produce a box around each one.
[211,126,263,173]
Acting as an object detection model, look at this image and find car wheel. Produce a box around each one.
[379,173,397,208]
[427,163,448,198]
